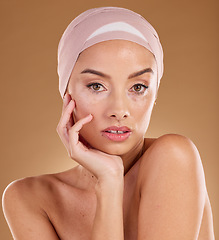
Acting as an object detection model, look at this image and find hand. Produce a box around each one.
[56,93,124,182]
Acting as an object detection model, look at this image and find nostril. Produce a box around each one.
[110,113,128,119]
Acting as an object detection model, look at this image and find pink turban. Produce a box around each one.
[57,7,164,98]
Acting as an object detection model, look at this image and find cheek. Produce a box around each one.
[73,92,103,121]
[131,96,154,130]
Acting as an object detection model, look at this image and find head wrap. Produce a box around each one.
[57,7,164,98]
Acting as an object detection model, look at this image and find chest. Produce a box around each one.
[48,171,140,240]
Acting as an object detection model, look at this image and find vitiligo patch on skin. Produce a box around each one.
[57,7,164,98]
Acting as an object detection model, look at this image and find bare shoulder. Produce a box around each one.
[144,133,201,157]
[139,133,206,191]
[2,174,57,223]
[2,174,61,240]
[136,134,209,239]
[2,167,80,207]
[3,174,56,209]
[142,133,205,168]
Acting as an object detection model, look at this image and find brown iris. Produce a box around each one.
[133,84,142,92]
[92,84,101,91]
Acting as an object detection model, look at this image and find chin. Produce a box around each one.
[80,127,146,156]
[90,138,141,156]
[100,146,128,156]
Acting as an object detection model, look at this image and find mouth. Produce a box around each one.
[102,126,132,142]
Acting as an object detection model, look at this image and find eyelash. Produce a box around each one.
[86,83,106,93]
[130,84,149,95]
[86,83,149,95]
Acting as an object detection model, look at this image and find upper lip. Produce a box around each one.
[102,126,131,132]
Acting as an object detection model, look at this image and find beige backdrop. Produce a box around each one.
[0,0,218,239]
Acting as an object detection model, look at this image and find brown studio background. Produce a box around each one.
[0,0,218,239]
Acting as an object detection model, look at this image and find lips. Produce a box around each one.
[102,126,132,142]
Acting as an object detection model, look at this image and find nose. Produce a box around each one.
[106,92,130,121]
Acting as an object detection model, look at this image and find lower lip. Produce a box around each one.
[102,131,132,142]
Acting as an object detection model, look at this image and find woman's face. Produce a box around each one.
[67,40,157,156]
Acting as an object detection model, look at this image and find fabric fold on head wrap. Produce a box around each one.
[57,7,164,98]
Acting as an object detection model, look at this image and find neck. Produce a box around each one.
[76,138,146,190]
[121,138,145,175]
[78,139,145,185]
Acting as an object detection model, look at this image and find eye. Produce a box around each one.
[130,84,148,94]
[86,83,106,92]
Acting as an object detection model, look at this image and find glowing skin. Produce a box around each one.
[67,40,157,172]
[2,40,215,240]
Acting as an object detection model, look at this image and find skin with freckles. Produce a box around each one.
[2,40,215,240]
[67,40,157,173]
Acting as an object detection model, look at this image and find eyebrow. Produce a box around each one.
[80,68,154,79]
[81,69,109,78]
[128,68,154,79]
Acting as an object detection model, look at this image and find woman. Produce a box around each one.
[2,7,215,240]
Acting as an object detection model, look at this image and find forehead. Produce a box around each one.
[75,39,156,70]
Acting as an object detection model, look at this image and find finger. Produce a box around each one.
[68,114,94,165]
[62,93,74,129]
[57,100,75,148]
[62,93,71,115]
[59,100,75,129]
[66,112,74,131]
[63,94,75,129]
[69,114,93,148]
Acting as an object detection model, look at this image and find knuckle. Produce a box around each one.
[68,151,72,158]
[69,148,76,159]
[56,124,62,134]
[70,144,81,159]
[68,125,73,131]
[56,125,60,132]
